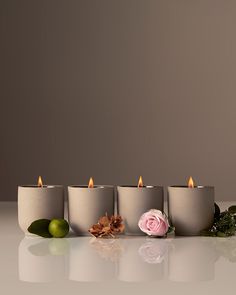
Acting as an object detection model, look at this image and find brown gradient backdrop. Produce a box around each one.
[1,0,236,201]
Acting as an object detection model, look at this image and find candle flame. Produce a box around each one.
[138,176,144,188]
[88,177,94,188]
[188,176,194,188]
[38,176,43,187]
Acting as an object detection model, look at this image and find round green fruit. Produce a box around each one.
[48,219,69,238]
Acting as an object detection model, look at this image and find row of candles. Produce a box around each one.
[18,176,215,236]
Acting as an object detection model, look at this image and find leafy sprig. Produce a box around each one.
[201,204,236,237]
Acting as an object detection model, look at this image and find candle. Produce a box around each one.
[167,177,215,236]
[68,177,114,235]
[18,177,64,234]
[117,176,164,235]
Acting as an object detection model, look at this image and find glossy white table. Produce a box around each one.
[1,202,236,294]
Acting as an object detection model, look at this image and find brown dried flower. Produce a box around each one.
[89,214,125,238]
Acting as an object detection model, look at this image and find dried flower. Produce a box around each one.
[89,214,125,238]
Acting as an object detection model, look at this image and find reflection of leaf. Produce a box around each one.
[28,241,51,256]
[214,238,236,262]
[28,219,52,238]
[89,238,123,262]
[28,239,69,257]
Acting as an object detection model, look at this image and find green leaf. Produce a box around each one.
[28,219,52,238]
[200,229,216,237]
[217,231,228,237]
[167,226,175,234]
[214,203,221,218]
[228,205,236,214]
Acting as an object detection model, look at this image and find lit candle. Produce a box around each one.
[117,176,164,235]
[167,177,215,236]
[68,177,114,236]
[18,177,64,234]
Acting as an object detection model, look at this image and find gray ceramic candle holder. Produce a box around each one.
[168,186,215,236]
[18,185,64,234]
[68,185,114,236]
[117,185,164,235]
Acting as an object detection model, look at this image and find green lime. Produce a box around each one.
[48,219,69,238]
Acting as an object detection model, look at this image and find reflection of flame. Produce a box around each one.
[38,176,43,187]
[88,177,94,188]
[188,176,194,188]
[138,176,143,188]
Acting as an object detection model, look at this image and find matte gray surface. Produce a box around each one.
[1,1,236,201]
[168,186,215,236]
[117,186,164,235]
[68,185,114,235]
[18,185,64,233]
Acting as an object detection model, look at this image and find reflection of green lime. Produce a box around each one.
[48,219,69,238]
[49,239,69,255]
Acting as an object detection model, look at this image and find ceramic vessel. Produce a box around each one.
[18,185,64,234]
[117,186,164,235]
[68,185,114,235]
[168,186,214,236]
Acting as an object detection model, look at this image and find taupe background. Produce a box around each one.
[1,0,236,201]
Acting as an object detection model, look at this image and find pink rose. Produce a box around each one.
[138,209,169,237]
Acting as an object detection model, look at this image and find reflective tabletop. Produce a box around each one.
[1,202,236,294]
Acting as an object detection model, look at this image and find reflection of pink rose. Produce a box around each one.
[138,209,169,237]
[138,240,168,264]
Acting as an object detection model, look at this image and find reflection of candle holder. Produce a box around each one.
[213,238,236,262]
[118,238,167,282]
[18,237,67,283]
[69,237,117,282]
[168,237,219,282]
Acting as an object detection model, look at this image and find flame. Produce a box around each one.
[38,176,43,187]
[138,176,143,188]
[88,177,94,188]
[188,176,194,188]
